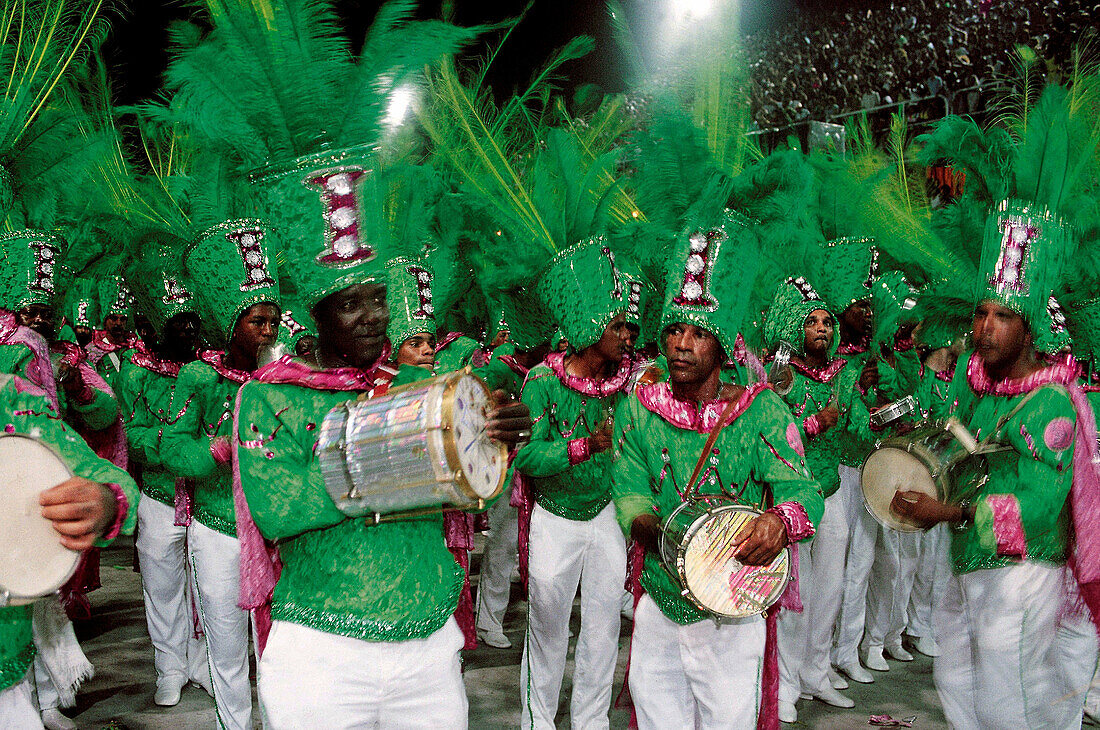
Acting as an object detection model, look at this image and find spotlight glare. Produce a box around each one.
[384,85,416,127]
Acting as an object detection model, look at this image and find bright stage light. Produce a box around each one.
[672,0,714,21]
[384,85,416,127]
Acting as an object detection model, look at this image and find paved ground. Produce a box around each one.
[58,536,950,729]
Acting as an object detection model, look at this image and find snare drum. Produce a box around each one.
[869,395,917,429]
[318,369,507,517]
[0,435,79,606]
[659,499,791,619]
[861,421,991,532]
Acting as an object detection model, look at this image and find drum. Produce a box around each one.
[659,498,791,619]
[869,394,917,429]
[0,435,79,606]
[861,420,992,532]
[318,369,507,517]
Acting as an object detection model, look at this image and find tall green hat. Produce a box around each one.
[275,296,316,351]
[660,209,762,358]
[1034,295,1072,355]
[1067,298,1100,363]
[0,229,67,311]
[534,236,650,352]
[763,276,835,357]
[813,236,878,313]
[384,256,435,346]
[184,218,281,347]
[126,234,198,333]
[98,266,134,319]
[63,276,100,328]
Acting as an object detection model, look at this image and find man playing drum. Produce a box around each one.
[0,373,138,729]
[611,212,823,730]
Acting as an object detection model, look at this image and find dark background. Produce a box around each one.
[101,0,805,105]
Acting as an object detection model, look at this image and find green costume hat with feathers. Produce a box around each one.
[763,276,836,358]
[126,235,198,334]
[813,237,878,314]
[384,256,435,346]
[275,297,315,351]
[63,276,99,328]
[97,260,134,319]
[0,229,66,310]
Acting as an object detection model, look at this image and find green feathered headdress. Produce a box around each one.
[763,277,835,358]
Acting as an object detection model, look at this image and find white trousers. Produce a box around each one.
[777,540,810,704]
[188,521,252,730]
[475,489,519,636]
[798,491,850,694]
[629,594,764,730]
[258,617,467,729]
[0,675,43,729]
[136,496,208,685]
[1054,605,1099,728]
[864,528,919,649]
[520,503,626,730]
[934,562,1070,729]
[906,524,950,640]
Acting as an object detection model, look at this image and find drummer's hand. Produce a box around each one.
[630,513,661,555]
[587,427,613,454]
[889,491,967,529]
[39,478,118,551]
[859,360,880,391]
[772,369,793,393]
[814,405,839,432]
[486,390,532,447]
[733,513,788,566]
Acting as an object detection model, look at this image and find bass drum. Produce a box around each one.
[0,435,79,606]
[659,498,791,619]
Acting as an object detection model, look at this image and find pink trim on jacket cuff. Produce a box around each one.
[69,382,96,406]
[567,437,591,466]
[766,501,815,543]
[102,482,128,541]
[986,494,1027,559]
[802,414,823,438]
[210,436,232,465]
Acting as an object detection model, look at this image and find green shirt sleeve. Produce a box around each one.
[160,362,219,480]
[68,383,119,432]
[611,396,656,535]
[751,390,825,532]
[116,359,163,467]
[513,373,572,479]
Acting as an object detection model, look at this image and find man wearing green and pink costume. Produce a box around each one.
[612,211,824,730]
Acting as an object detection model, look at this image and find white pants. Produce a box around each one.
[520,503,626,730]
[906,524,950,640]
[475,489,519,637]
[189,521,252,730]
[864,529,919,649]
[934,562,1070,729]
[136,496,208,685]
[1055,606,1099,728]
[629,594,764,729]
[799,491,850,694]
[778,540,810,704]
[0,674,43,729]
[258,617,467,729]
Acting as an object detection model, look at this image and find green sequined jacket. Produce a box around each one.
[237,360,464,642]
[0,375,138,691]
[611,382,824,624]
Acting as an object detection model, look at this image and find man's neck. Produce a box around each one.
[314,343,382,371]
[984,348,1043,383]
[800,349,829,369]
[224,345,257,374]
[106,332,126,346]
[670,369,722,404]
[565,347,616,380]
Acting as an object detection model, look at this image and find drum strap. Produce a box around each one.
[982,385,1049,446]
[683,396,742,499]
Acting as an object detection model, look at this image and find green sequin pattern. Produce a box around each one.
[0,605,34,691]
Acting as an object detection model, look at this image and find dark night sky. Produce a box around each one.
[101,0,804,106]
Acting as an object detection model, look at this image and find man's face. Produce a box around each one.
[17,304,55,339]
[163,312,201,354]
[104,313,129,340]
[231,303,280,358]
[73,325,93,347]
[591,313,638,362]
[313,282,390,368]
[663,322,724,385]
[840,299,873,339]
[803,309,834,357]
[396,332,436,368]
[973,300,1031,371]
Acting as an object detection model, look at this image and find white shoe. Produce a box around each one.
[477,629,511,649]
[41,709,76,730]
[828,667,849,690]
[838,661,874,684]
[863,646,890,672]
[778,700,798,723]
[811,686,855,708]
[154,677,185,706]
[885,643,914,662]
[911,635,941,657]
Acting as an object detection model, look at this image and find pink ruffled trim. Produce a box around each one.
[545,351,635,397]
[985,494,1027,559]
[766,501,815,543]
[836,341,868,356]
[636,381,768,433]
[130,342,185,378]
[497,354,529,378]
[254,344,394,391]
[199,349,251,384]
[0,311,56,409]
[210,437,232,465]
[174,478,193,527]
[434,331,463,353]
[966,351,1079,396]
[567,437,591,465]
[789,358,847,383]
[102,482,128,541]
[802,414,823,438]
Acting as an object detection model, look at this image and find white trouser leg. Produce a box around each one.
[934,563,1065,730]
[570,505,626,730]
[863,528,911,649]
[800,492,849,693]
[521,504,589,730]
[0,674,43,729]
[835,475,878,666]
[778,540,812,704]
[258,618,467,730]
[475,490,519,636]
[1054,606,1099,729]
[906,525,949,639]
[629,594,764,730]
[31,655,58,711]
[136,496,207,684]
[189,521,251,730]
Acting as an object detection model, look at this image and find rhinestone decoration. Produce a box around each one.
[28,239,60,295]
[626,282,642,319]
[599,242,624,301]
[1049,296,1068,335]
[787,276,821,302]
[307,169,373,266]
[406,264,434,319]
[989,214,1038,295]
[281,309,307,336]
[228,226,277,292]
[674,228,725,308]
[162,276,193,306]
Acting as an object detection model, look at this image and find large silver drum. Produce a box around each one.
[0,435,79,606]
[318,369,507,517]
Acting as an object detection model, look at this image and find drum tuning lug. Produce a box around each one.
[371,513,382,526]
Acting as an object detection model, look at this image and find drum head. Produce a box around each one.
[0,436,79,604]
[446,374,506,500]
[680,506,791,618]
[861,447,939,532]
